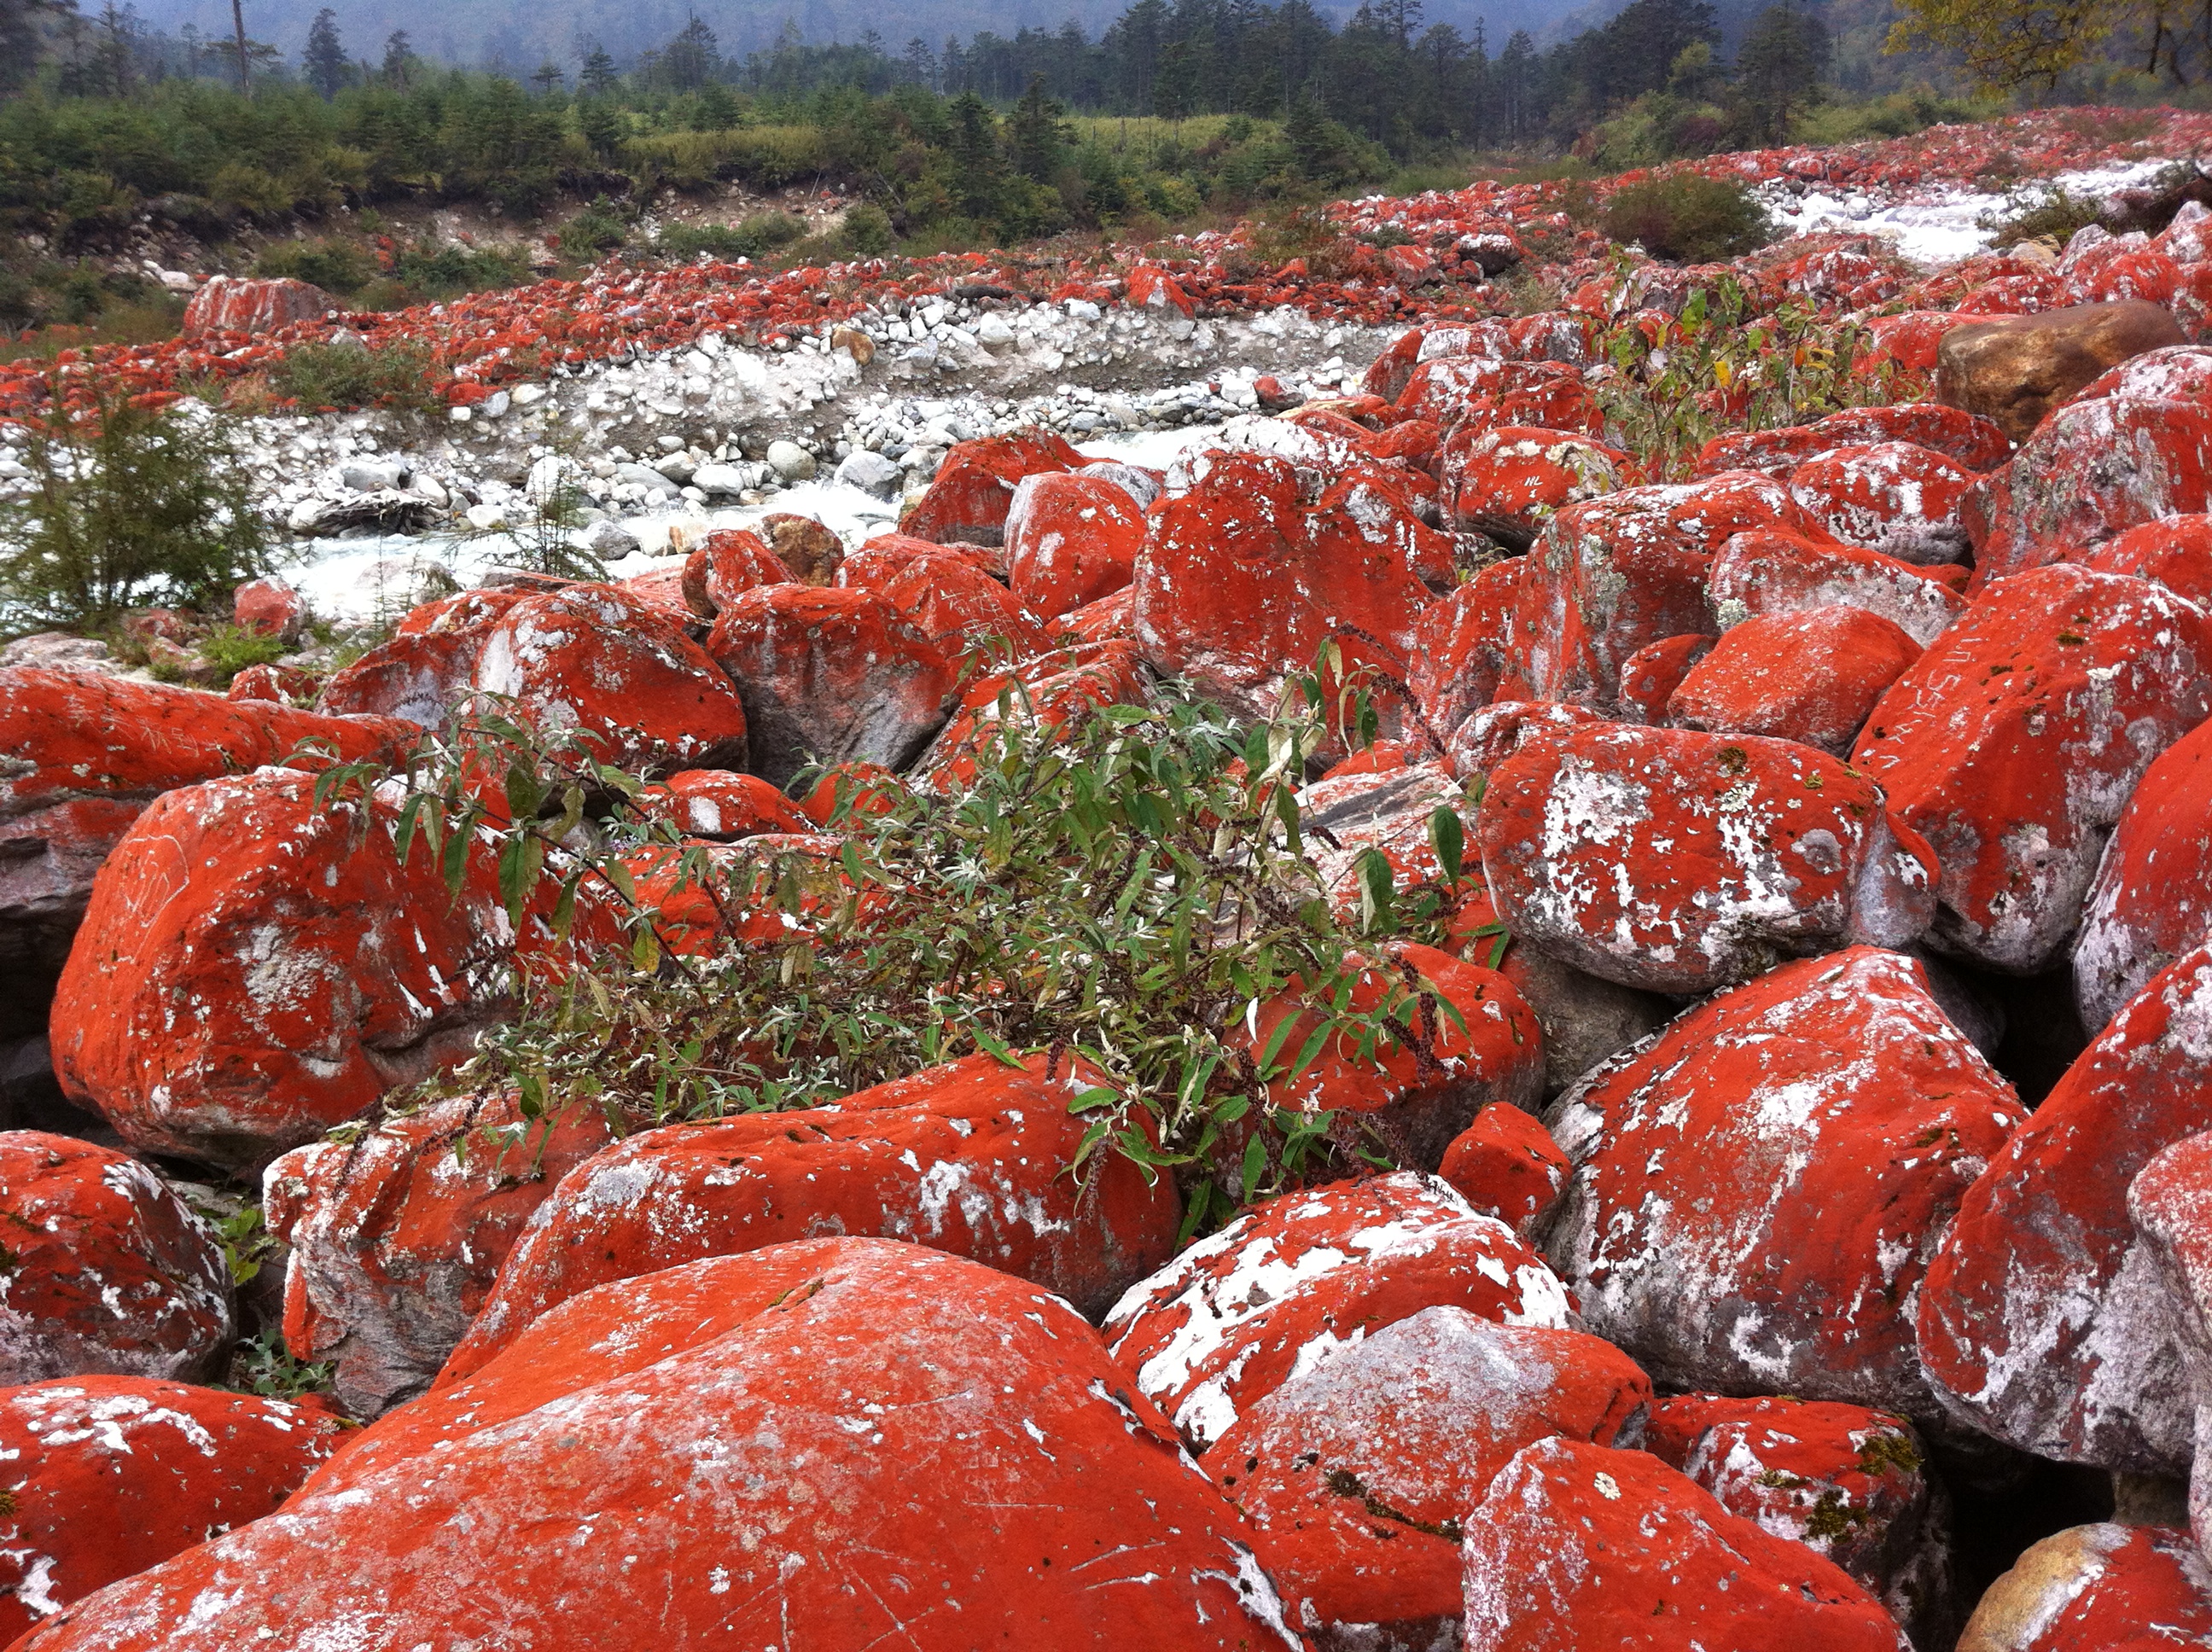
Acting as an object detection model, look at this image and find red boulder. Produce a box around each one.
[1004,470,1147,618]
[1477,724,1937,993]
[263,1091,622,1416]
[0,670,408,1021]
[0,1133,232,1385]
[0,1376,345,1642]
[1460,1437,1909,1652]
[1648,1394,1954,1644]
[50,768,551,1170]
[14,1240,1305,1652]
[1438,1102,1569,1237]
[472,582,748,773]
[2080,513,2212,608]
[1133,451,1434,729]
[442,1053,1180,1378]
[706,583,958,786]
[1104,1171,1571,1451]
[1708,527,1967,647]
[180,275,330,338]
[1854,565,2212,974]
[1668,605,1922,755]
[1208,1307,1650,1649]
[899,427,1084,546]
[1955,1523,2212,1650]
[2075,716,2212,1032]
[1919,943,2212,1474]
[1545,947,2024,1417]
[1789,441,1976,565]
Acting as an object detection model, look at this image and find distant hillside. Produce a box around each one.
[131,0,1621,76]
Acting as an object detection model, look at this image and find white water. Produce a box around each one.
[282,420,1237,630]
[1766,156,2184,265]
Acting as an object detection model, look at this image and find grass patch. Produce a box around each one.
[269,340,437,413]
[1602,173,1773,263]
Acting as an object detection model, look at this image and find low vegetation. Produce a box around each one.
[0,381,271,632]
[306,660,1476,1230]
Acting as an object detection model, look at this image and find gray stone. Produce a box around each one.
[765,439,817,482]
[835,448,902,498]
[692,462,748,496]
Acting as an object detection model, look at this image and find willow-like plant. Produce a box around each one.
[300,654,1477,1234]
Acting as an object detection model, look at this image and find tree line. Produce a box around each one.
[5,0,1835,159]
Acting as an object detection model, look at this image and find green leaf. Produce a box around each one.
[632,925,661,974]
[1429,806,1464,885]
[1240,1134,1267,1201]
[970,1026,1026,1069]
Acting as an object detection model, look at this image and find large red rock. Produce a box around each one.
[1955,1523,2212,1650]
[1460,1437,1910,1652]
[1441,425,1630,540]
[443,1053,1179,1379]
[1918,943,2212,1474]
[1646,1394,1955,1645]
[180,275,330,338]
[920,639,1146,785]
[470,582,749,773]
[1103,1171,1571,1451]
[842,537,1052,662]
[899,427,1084,546]
[2127,1130,2212,1568]
[1004,470,1147,618]
[1668,605,1922,756]
[1133,451,1435,729]
[0,1134,233,1385]
[49,768,551,1171]
[313,596,514,725]
[1407,558,1527,743]
[1476,724,1938,993]
[1207,1306,1650,1649]
[0,1376,346,1642]
[13,1240,1305,1652]
[2080,513,2212,607]
[1708,527,1967,648]
[262,1091,622,1416]
[1438,1102,1569,1238]
[633,766,812,839]
[706,583,958,786]
[0,670,409,1031]
[1807,402,2014,472]
[1545,947,2025,1417]
[677,526,789,617]
[1788,441,1976,565]
[2075,716,2212,1032]
[1516,474,1822,709]
[1854,565,2212,974]
[1972,396,2212,586]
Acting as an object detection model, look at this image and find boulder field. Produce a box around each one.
[21,114,2212,1652]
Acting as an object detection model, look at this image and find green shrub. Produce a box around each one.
[196,622,293,680]
[1602,173,1773,263]
[254,238,376,294]
[560,198,630,255]
[838,201,894,256]
[270,340,436,412]
[387,241,530,299]
[207,162,293,223]
[656,211,807,262]
[313,658,1479,1225]
[0,384,272,633]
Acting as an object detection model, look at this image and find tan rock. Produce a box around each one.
[755,511,844,585]
[1936,300,2186,445]
[830,325,874,364]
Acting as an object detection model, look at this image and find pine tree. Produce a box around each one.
[900,35,934,87]
[657,15,720,91]
[1733,3,1828,142]
[1008,73,1068,181]
[946,90,1001,218]
[577,40,619,94]
[301,4,345,96]
[530,59,564,93]
[381,26,410,86]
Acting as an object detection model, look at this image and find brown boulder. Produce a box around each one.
[1936,300,2187,445]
